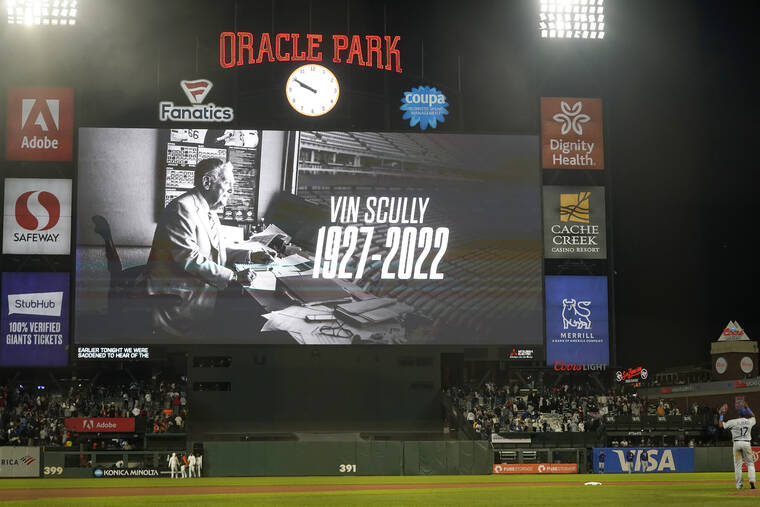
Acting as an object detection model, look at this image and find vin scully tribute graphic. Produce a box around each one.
[75,129,543,346]
[541,97,604,170]
[543,186,606,259]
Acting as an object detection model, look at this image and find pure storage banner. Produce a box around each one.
[543,186,606,259]
[593,448,695,474]
[545,275,609,366]
[1,272,69,367]
[541,97,604,170]
[0,447,41,477]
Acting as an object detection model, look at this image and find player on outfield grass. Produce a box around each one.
[719,402,756,490]
[640,448,648,473]
[626,449,635,474]
[597,450,605,473]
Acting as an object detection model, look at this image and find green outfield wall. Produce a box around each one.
[201,440,492,476]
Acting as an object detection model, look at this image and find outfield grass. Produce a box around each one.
[0,473,756,506]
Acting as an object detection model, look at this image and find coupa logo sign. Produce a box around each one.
[159,79,234,122]
[400,86,449,130]
[3,179,72,255]
[5,87,74,161]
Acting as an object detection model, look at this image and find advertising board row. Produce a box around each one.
[2,82,608,365]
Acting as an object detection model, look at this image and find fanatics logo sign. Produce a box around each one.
[5,87,74,161]
[3,178,72,255]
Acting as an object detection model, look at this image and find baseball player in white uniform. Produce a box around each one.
[188,453,197,478]
[168,453,179,479]
[196,453,203,477]
[719,403,756,490]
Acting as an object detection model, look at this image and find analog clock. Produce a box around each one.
[285,64,340,117]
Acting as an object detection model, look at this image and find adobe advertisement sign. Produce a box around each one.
[541,97,604,170]
[0,272,69,367]
[545,275,609,366]
[64,418,135,433]
[3,178,72,255]
[593,448,695,473]
[543,186,606,259]
[5,87,74,161]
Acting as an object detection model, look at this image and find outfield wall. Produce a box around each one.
[202,440,493,476]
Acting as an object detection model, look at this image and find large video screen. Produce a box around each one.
[75,129,542,345]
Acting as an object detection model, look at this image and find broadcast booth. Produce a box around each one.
[0,0,625,478]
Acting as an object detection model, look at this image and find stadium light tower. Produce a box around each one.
[539,0,605,40]
[6,0,78,26]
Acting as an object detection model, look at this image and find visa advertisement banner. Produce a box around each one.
[545,275,609,366]
[1,272,69,367]
[593,448,695,474]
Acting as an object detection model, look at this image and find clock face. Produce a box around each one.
[285,64,340,117]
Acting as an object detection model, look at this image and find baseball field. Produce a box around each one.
[1,473,758,506]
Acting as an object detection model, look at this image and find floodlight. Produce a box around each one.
[6,0,77,26]
[539,0,605,40]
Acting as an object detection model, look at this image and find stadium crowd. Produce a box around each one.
[0,377,189,447]
[446,378,714,441]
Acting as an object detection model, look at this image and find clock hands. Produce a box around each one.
[294,78,317,94]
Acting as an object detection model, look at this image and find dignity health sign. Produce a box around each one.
[1,272,69,367]
[545,275,609,366]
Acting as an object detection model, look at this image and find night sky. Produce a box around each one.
[0,1,756,372]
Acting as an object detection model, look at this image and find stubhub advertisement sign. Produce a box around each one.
[1,272,69,367]
[545,275,609,366]
[593,448,695,474]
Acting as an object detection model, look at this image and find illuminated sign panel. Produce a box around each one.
[545,275,609,366]
[5,87,74,161]
[1,272,69,367]
[74,128,542,346]
[541,97,604,170]
[543,186,606,259]
[3,178,72,255]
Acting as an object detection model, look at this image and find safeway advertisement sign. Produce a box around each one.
[64,418,135,433]
[493,464,577,474]
[5,87,74,161]
[2,178,72,255]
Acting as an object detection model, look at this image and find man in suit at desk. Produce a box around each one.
[145,157,255,337]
